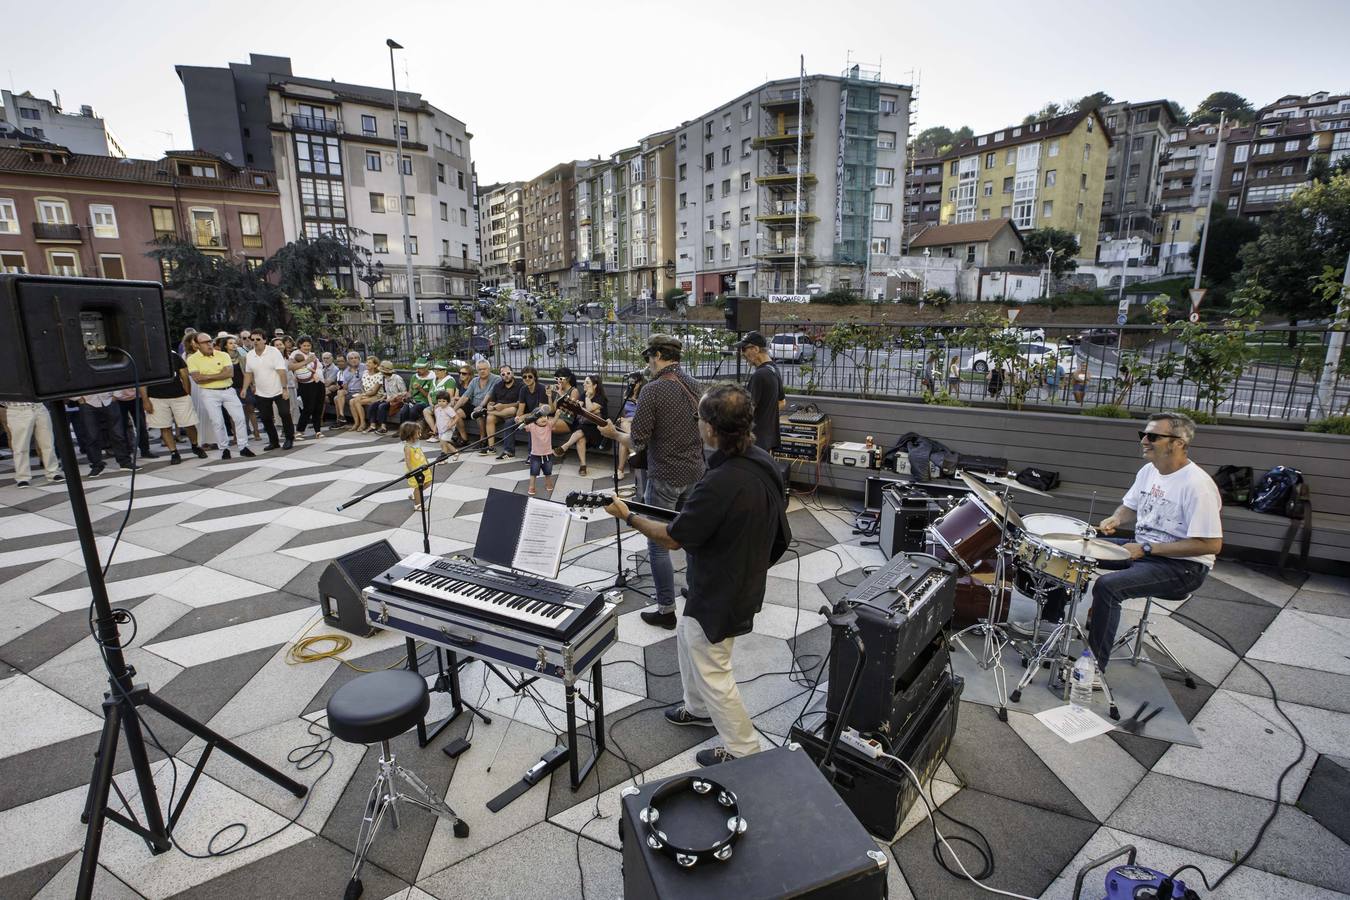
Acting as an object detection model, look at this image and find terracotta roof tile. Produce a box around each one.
[909,218,1022,248]
[0,147,278,193]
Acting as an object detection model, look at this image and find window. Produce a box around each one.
[740,206,751,223]
[295,134,341,175]
[1000,205,1011,218]
[439,201,449,221]
[981,209,991,220]
[721,242,731,261]
[721,178,731,197]
[877,131,896,150]
[704,152,714,170]
[18,107,40,120]
[398,155,412,175]
[966,245,976,263]
[36,198,71,224]
[406,236,419,255]
[705,184,714,202]
[871,237,890,255]
[741,173,751,191]
[84,203,117,239]
[1076,202,1084,221]
[437,163,446,183]
[404,196,416,215]
[873,202,892,222]
[1128,163,1141,178]
[1080,173,1087,189]
[950,161,959,176]
[1006,149,1016,165]
[721,146,731,165]
[1042,200,1054,218]
[397,119,409,140]
[1044,169,1057,187]
[177,162,217,178]
[741,137,752,158]
[0,251,26,273]
[1233,145,1249,163]
[1048,139,1060,157]
[299,179,346,219]
[239,212,262,248]
[1232,171,1244,183]
[880,95,897,114]
[977,136,988,147]
[0,198,18,234]
[189,208,221,247]
[1083,144,1091,161]
[151,206,176,240]
[1227,195,1239,210]
[1281,164,1295,177]
[47,250,79,276]
[1256,142,1275,155]
[985,152,995,168]
[1284,139,1300,152]
[459,208,468,226]
[983,181,993,196]
[1002,176,1014,193]
[949,187,957,201]
[721,211,731,229]
[740,240,750,258]
[1131,136,1145,152]
[361,114,377,136]
[679,193,687,209]
[366,151,382,171]
[457,170,465,190]
[442,239,450,258]
[373,233,389,254]
[876,167,895,186]
[704,246,715,263]
[678,163,687,181]
[371,192,386,213]
[99,255,126,279]
[1255,168,1269,179]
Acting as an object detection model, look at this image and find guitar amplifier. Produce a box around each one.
[619,745,887,899]
[877,485,945,559]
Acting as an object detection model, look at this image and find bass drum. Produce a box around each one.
[952,563,1011,628]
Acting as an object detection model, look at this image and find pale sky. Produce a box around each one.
[7,0,1349,184]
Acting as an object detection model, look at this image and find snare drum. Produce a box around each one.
[1010,513,1095,588]
[928,495,1004,572]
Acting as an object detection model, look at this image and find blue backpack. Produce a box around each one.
[1249,466,1303,516]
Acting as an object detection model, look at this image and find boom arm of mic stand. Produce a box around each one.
[336,454,449,511]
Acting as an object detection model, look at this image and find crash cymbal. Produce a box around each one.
[958,471,1024,530]
[1041,534,1132,562]
[961,470,1053,498]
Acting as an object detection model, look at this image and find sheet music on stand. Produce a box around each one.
[474,487,572,579]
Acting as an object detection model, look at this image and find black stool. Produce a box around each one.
[1112,591,1197,689]
[327,669,468,900]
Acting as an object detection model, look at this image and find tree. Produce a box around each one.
[1022,101,1062,125]
[1190,92,1256,125]
[1308,154,1350,184]
[913,125,972,156]
[1190,202,1260,287]
[1071,91,1114,113]
[1021,228,1081,278]
[147,239,277,335]
[261,233,361,305]
[1237,172,1350,321]
[1165,99,1188,123]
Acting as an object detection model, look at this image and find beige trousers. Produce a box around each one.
[676,613,761,758]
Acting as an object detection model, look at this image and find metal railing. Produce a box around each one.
[305,318,1349,424]
[33,222,82,242]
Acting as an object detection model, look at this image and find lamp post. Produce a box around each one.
[387,38,419,325]
[1043,247,1054,299]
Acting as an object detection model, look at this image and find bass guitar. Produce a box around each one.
[563,490,679,522]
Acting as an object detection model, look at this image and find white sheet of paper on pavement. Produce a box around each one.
[1035,703,1116,744]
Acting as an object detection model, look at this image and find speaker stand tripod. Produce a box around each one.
[47,402,308,900]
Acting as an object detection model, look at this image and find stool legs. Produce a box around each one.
[1112,597,1197,689]
[346,739,469,900]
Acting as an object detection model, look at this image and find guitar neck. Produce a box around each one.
[626,499,678,521]
[556,396,606,428]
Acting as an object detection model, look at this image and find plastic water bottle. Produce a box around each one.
[1069,650,1095,708]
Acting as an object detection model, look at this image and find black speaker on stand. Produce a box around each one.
[318,539,400,636]
[724,296,762,333]
[0,275,307,900]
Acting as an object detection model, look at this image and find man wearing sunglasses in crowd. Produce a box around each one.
[1077,411,1223,675]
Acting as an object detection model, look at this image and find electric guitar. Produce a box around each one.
[555,395,607,428]
[563,490,679,522]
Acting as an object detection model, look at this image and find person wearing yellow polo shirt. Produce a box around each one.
[186,332,255,460]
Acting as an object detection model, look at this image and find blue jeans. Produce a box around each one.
[501,418,521,454]
[646,476,695,612]
[1087,543,1209,669]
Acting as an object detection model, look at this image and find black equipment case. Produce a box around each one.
[618,745,888,899]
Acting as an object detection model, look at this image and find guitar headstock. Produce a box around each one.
[563,490,613,520]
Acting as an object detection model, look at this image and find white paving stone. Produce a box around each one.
[1247,608,1350,676]
[144,606,317,668]
[33,566,195,613]
[0,674,104,759]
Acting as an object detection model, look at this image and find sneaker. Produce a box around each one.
[239,447,257,458]
[88,464,105,478]
[281,440,293,450]
[141,449,159,460]
[696,747,736,768]
[263,443,281,452]
[664,706,713,727]
[120,462,140,472]
[496,451,513,460]
[640,609,677,630]
[221,449,231,460]
[170,451,182,465]
[48,473,65,484]
[191,445,208,459]
[478,448,492,456]
[15,480,30,488]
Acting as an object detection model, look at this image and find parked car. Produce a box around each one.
[1063,328,1119,348]
[770,332,817,362]
[506,326,546,349]
[995,326,1047,344]
[451,331,494,358]
[968,342,1064,373]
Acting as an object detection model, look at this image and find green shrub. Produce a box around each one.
[925,390,968,407]
[1174,406,1219,425]
[1082,404,1133,418]
[1308,415,1350,435]
[811,289,862,305]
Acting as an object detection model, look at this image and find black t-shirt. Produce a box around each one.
[668,446,787,643]
[746,361,784,450]
[518,381,548,413]
[147,352,189,399]
[489,378,524,406]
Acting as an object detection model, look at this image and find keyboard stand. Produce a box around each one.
[407,639,491,747]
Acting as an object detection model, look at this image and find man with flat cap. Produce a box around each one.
[601,333,704,629]
[733,331,785,452]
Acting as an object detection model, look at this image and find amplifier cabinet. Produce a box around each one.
[619,745,887,899]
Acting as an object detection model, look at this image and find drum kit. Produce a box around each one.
[925,471,1129,721]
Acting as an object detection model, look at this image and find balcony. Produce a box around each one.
[763,89,812,111]
[192,233,225,250]
[756,165,817,188]
[440,255,476,271]
[285,114,341,134]
[752,129,815,148]
[33,222,82,243]
[756,203,820,228]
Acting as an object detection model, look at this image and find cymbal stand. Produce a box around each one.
[947,478,1019,722]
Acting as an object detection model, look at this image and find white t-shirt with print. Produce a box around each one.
[245,345,288,398]
[1122,460,1223,568]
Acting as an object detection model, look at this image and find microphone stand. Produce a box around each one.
[336,448,491,744]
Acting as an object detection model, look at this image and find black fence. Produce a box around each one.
[310,318,1348,424]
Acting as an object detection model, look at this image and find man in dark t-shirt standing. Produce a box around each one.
[733,331,785,451]
[140,348,207,464]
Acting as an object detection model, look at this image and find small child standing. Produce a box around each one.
[432,390,457,456]
[400,421,431,510]
[523,410,556,496]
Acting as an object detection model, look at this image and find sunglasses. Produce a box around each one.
[523,374,535,380]
[459,370,471,375]
[1137,431,1174,442]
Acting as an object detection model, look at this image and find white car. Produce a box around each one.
[995,326,1046,344]
[770,332,817,362]
[968,342,1065,373]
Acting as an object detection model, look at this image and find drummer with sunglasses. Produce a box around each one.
[1075,411,1222,673]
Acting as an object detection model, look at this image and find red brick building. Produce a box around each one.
[0,142,284,281]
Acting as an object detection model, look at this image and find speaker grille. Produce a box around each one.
[333,540,400,588]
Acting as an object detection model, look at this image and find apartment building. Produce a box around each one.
[1155,123,1230,273]
[478,181,524,289]
[521,162,585,295]
[1217,118,1327,223]
[903,153,944,243]
[940,109,1110,262]
[178,53,479,322]
[0,142,283,280]
[673,66,911,302]
[1097,100,1177,262]
[0,90,125,157]
[574,129,678,303]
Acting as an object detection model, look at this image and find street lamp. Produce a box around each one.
[1043,247,1055,300]
[387,38,419,325]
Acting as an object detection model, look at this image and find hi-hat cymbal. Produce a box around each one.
[962,471,1053,498]
[1041,534,1132,562]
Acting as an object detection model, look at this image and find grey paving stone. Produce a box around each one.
[0,850,76,900]
[1175,591,1280,657]
[150,591,314,645]
[1298,754,1350,845]
[1290,589,1350,618]
[150,644,280,753]
[417,821,621,900]
[1221,657,1350,714]
[170,835,406,900]
[0,596,152,674]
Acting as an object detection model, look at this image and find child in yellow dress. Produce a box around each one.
[400,421,431,510]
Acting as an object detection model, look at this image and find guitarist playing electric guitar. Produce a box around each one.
[601,383,791,769]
